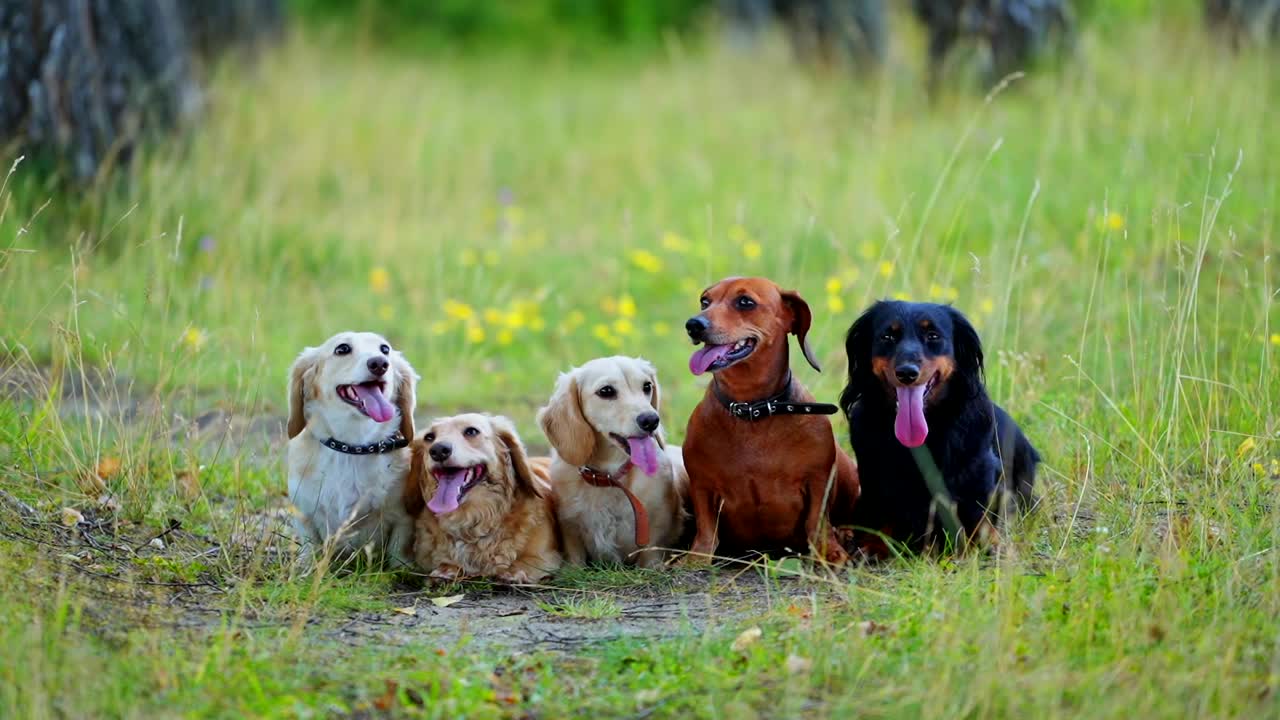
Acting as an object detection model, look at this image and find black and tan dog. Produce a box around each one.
[839,300,1038,557]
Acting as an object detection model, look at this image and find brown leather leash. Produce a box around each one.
[578,461,651,547]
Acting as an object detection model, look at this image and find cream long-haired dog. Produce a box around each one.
[286,331,419,569]
[538,356,688,568]
[410,413,562,584]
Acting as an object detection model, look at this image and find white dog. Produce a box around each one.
[537,356,688,568]
[285,331,419,569]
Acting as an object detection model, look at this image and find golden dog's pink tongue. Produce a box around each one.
[627,436,661,476]
[895,385,929,447]
[353,383,395,423]
[427,471,467,514]
[689,344,732,376]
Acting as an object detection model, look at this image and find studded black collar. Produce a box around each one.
[321,432,408,455]
[710,371,839,422]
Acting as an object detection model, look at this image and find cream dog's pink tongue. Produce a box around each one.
[689,344,732,375]
[427,470,467,514]
[353,383,396,423]
[895,385,929,447]
[627,436,661,475]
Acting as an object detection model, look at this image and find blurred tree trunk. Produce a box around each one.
[0,0,284,183]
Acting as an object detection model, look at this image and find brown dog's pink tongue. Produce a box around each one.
[353,383,396,423]
[894,385,929,447]
[427,470,467,514]
[689,345,732,376]
[627,436,661,476]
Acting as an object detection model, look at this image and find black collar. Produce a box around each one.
[710,371,839,422]
[321,432,408,455]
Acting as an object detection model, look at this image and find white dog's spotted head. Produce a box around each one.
[286,332,418,443]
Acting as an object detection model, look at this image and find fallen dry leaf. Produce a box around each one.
[857,620,895,637]
[148,537,166,550]
[96,456,122,480]
[430,594,465,608]
[731,626,762,653]
[373,679,398,711]
[60,507,85,527]
[785,654,812,675]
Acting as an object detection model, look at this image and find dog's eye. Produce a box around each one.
[924,331,941,343]
[879,333,895,344]
[699,297,711,310]
[423,432,435,443]
[463,427,480,438]
[334,343,352,355]
[596,385,616,399]
[379,344,390,355]
[642,381,653,394]
[735,296,756,310]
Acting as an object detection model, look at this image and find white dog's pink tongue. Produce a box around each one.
[894,385,929,447]
[689,345,732,376]
[427,471,467,514]
[353,383,396,423]
[627,436,661,476]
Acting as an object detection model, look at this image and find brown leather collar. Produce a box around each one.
[578,461,651,547]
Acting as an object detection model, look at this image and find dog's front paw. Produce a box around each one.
[496,568,537,585]
[430,563,464,581]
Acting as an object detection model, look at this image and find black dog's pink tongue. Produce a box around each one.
[353,383,396,423]
[626,436,661,476]
[689,344,732,376]
[895,385,929,447]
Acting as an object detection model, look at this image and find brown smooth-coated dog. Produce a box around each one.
[682,277,860,563]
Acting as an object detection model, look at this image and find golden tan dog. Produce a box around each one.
[408,413,561,583]
[538,356,688,568]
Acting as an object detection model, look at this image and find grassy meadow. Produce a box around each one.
[2,11,1279,719]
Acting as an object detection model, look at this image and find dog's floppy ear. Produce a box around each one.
[403,439,427,517]
[838,304,877,414]
[781,289,822,372]
[286,346,321,439]
[491,415,543,498]
[537,372,594,466]
[948,306,985,379]
[391,351,419,441]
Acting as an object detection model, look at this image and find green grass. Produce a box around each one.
[2,14,1280,719]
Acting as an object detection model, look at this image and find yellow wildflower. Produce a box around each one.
[652,322,671,337]
[613,319,634,336]
[928,284,944,300]
[877,261,894,278]
[891,291,910,301]
[1253,462,1266,477]
[1271,333,1280,346]
[496,329,514,346]
[1104,211,1125,231]
[859,242,877,261]
[503,206,525,227]
[592,324,612,342]
[460,249,479,267]
[529,316,546,332]
[369,267,390,294]
[743,241,762,261]
[618,295,637,318]
[504,310,526,329]
[566,310,586,329]
[482,249,500,267]
[826,277,842,294]
[827,296,846,313]
[944,287,959,302]
[466,326,485,344]
[628,249,663,274]
[483,308,504,326]
[182,328,207,351]
[661,232,690,253]
[728,224,750,244]
[444,300,475,321]
[1236,437,1256,458]
[979,298,995,315]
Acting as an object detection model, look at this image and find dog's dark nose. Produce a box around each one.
[895,364,921,385]
[429,442,452,462]
[685,316,710,341]
[636,411,661,434]
[367,357,389,377]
